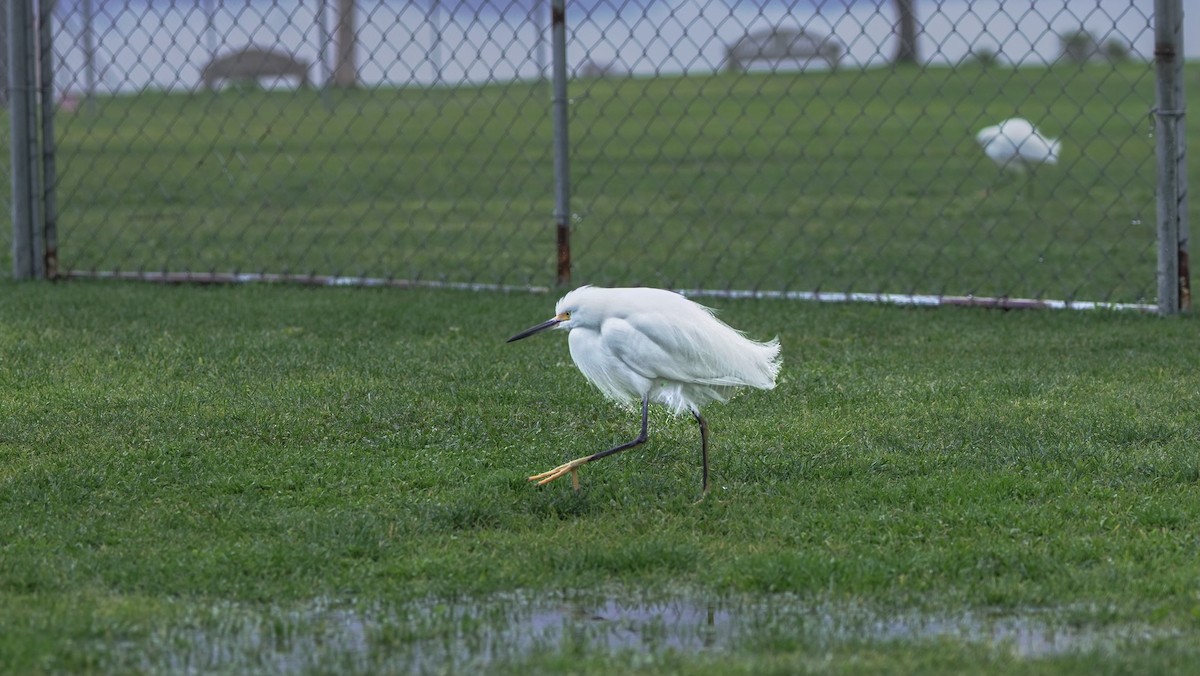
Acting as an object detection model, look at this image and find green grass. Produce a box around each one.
[1,281,1198,673]
[13,61,1193,302]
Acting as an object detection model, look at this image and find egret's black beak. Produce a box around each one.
[507,318,562,343]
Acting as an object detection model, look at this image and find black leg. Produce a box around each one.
[585,395,650,463]
[693,410,709,493]
[528,396,651,487]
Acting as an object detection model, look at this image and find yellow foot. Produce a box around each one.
[528,456,590,488]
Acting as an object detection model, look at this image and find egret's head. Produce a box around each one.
[506,286,601,343]
[975,125,1000,147]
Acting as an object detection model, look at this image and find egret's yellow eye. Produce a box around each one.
[556,312,571,321]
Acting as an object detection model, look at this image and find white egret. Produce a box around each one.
[507,286,781,494]
[975,117,1061,172]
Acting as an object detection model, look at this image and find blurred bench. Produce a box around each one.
[726,28,842,73]
[201,47,311,89]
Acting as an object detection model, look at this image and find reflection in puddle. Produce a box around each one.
[107,592,1162,673]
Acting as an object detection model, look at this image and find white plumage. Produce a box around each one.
[508,286,781,493]
[975,117,1061,173]
[560,286,780,412]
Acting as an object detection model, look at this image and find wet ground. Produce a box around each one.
[101,591,1166,673]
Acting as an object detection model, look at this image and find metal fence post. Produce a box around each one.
[1153,0,1188,314]
[1170,0,1189,311]
[39,0,59,278]
[8,0,41,279]
[550,0,571,287]
[82,0,97,115]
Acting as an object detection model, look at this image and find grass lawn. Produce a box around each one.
[21,61,1187,303]
[1,280,1198,673]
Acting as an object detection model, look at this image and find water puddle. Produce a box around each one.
[104,591,1164,673]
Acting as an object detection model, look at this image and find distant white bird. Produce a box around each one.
[975,117,1061,174]
[507,286,781,494]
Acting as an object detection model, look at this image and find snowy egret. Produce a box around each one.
[975,117,1061,177]
[507,286,781,494]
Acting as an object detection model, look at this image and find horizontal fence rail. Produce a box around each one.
[3,0,1190,311]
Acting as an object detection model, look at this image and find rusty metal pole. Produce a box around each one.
[549,0,571,287]
[1153,0,1187,314]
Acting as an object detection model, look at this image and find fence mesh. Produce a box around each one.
[37,0,1168,303]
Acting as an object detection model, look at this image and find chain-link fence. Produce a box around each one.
[6,0,1190,310]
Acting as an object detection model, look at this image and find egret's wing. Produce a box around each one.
[1014,133,1059,162]
[983,137,1019,165]
[600,313,776,389]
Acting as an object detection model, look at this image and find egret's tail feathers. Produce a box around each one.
[760,336,782,389]
[651,335,780,415]
[1046,138,1062,164]
[689,335,780,391]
